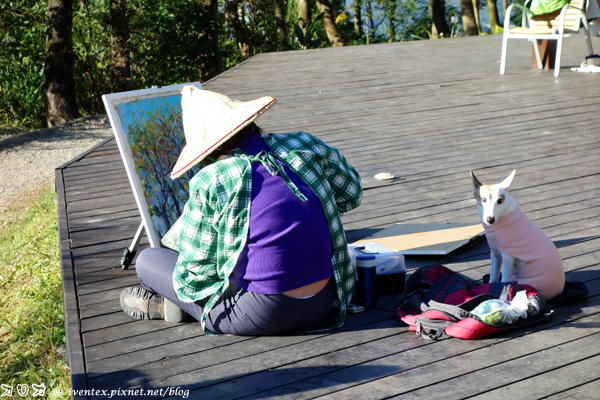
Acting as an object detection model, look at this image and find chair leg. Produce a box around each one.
[531,39,543,70]
[500,35,509,75]
[554,37,563,77]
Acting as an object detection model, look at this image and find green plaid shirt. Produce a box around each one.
[173,132,362,334]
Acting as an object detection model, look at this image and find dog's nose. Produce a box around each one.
[486,216,495,224]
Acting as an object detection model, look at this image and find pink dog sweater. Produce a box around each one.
[483,207,565,300]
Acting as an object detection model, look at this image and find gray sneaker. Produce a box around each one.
[120,286,187,322]
[120,286,164,320]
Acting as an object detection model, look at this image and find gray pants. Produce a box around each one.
[135,247,334,335]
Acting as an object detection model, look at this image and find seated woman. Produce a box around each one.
[120,87,362,335]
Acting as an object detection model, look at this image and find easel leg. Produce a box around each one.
[121,222,145,270]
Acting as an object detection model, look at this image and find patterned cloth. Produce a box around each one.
[173,131,363,334]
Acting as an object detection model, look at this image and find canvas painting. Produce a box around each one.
[103,82,203,248]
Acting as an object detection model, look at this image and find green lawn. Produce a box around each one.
[0,184,70,399]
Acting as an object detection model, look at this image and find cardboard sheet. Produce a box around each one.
[354,223,485,255]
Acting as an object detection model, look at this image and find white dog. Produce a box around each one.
[470,169,565,300]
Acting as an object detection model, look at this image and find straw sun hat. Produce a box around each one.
[170,86,277,179]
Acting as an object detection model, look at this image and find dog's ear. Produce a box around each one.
[499,169,516,191]
[470,170,482,199]
[470,170,482,189]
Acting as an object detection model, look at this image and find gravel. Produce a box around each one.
[0,116,114,216]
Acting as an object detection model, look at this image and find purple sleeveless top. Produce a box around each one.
[229,134,334,294]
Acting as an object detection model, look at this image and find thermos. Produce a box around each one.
[355,254,377,308]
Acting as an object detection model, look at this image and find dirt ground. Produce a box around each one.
[0,116,113,220]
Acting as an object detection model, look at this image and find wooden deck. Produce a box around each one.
[56,33,600,400]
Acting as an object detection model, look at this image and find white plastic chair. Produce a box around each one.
[500,0,595,77]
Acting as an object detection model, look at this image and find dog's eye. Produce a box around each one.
[497,198,503,204]
[481,198,487,203]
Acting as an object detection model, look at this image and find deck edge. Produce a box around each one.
[56,136,115,171]
[55,166,90,400]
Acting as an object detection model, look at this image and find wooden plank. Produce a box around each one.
[66,182,133,203]
[68,209,141,231]
[56,137,116,170]
[69,216,142,249]
[350,140,596,205]
[61,153,123,175]
[76,273,140,297]
[390,328,600,400]
[87,309,401,391]
[545,378,600,399]
[467,354,600,399]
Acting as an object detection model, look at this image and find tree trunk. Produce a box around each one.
[427,0,451,39]
[45,0,78,126]
[109,0,131,93]
[274,0,287,50]
[458,0,478,36]
[387,0,397,42]
[298,0,312,39]
[316,0,346,47]
[365,0,373,44]
[353,0,362,38]
[225,0,251,58]
[487,0,502,33]
[472,0,481,34]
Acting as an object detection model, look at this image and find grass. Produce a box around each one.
[0,183,70,399]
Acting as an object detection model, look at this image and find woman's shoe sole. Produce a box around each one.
[120,286,164,320]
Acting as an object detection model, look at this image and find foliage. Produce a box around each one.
[240,0,281,54]
[284,0,331,49]
[288,12,326,49]
[408,1,463,40]
[0,0,47,131]
[73,0,222,110]
[336,5,371,45]
[128,0,222,88]
[397,0,437,41]
[0,185,70,399]
[507,0,526,27]
[72,0,112,116]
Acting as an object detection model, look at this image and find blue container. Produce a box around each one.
[355,254,377,308]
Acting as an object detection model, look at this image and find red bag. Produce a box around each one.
[396,265,551,340]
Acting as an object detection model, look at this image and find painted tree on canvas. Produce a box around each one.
[126,99,198,238]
